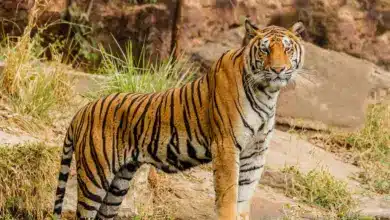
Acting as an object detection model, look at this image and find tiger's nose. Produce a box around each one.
[270,67,286,74]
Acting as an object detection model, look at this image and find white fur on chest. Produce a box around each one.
[236,103,276,149]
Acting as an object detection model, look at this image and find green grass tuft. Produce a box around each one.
[87,42,196,99]
[326,104,390,194]
[281,166,356,218]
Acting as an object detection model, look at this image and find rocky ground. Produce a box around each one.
[1,121,389,219]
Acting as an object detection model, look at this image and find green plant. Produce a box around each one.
[328,104,390,194]
[87,41,195,99]
[281,166,356,218]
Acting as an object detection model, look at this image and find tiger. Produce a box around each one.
[53,19,305,220]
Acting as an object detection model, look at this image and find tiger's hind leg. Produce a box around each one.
[76,171,113,219]
[96,163,140,219]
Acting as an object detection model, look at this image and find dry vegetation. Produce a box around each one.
[310,104,390,195]
[0,15,73,121]
[0,143,60,219]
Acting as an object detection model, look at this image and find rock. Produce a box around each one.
[268,130,362,188]
[188,26,390,131]
[276,42,373,131]
[0,0,32,37]
[119,164,154,217]
[179,0,297,51]
[68,0,176,64]
[0,130,37,146]
[64,69,108,95]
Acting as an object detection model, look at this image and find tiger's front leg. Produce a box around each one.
[237,141,269,220]
[211,139,240,220]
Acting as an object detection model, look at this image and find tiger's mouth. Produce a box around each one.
[265,74,293,90]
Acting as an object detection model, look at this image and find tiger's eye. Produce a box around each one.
[260,47,269,54]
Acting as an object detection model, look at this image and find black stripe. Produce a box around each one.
[122,94,143,161]
[97,211,118,219]
[239,178,257,186]
[196,78,203,106]
[99,95,109,119]
[86,101,106,189]
[240,152,258,160]
[102,200,122,206]
[55,187,66,195]
[60,157,72,165]
[190,80,208,147]
[226,116,242,151]
[240,165,264,173]
[182,101,193,141]
[234,101,254,135]
[242,68,267,120]
[81,155,102,189]
[108,185,129,197]
[149,95,164,163]
[169,90,180,154]
[78,177,103,204]
[187,140,210,164]
[232,47,245,65]
[75,106,88,142]
[179,85,185,104]
[131,95,154,161]
[78,201,97,211]
[102,93,121,173]
[167,144,180,169]
[58,172,69,182]
[53,206,62,214]
[240,147,268,160]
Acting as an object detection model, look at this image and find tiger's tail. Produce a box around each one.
[53,126,74,219]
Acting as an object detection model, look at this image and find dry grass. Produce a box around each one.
[137,168,175,220]
[0,5,73,120]
[281,166,356,218]
[0,143,61,220]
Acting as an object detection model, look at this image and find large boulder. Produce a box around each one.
[188,27,390,130]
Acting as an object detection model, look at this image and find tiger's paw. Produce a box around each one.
[238,212,250,220]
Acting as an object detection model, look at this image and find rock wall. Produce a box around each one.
[267,0,390,71]
[1,0,389,70]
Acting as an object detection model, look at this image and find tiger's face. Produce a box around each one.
[244,20,305,91]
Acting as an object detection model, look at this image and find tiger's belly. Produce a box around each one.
[138,137,212,173]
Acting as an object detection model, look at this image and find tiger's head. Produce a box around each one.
[243,19,305,91]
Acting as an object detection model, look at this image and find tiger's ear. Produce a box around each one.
[290,21,305,36]
[245,19,258,40]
